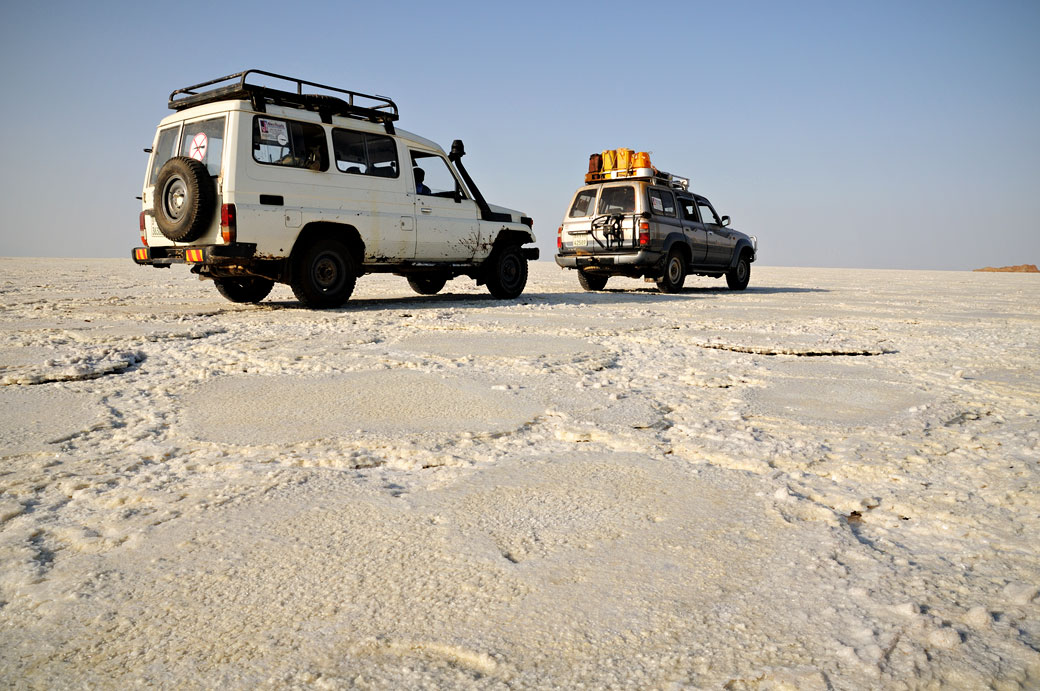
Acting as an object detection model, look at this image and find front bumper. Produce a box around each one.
[555,249,663,270]
[132,243,257,267]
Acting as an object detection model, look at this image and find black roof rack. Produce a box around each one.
[168,69,399,133]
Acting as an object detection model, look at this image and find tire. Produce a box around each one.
[577,271,608,291]
[290,238,357,308]
[214,276,274,304]
[656,249,687,293]
[153,156,215,242]
[484,244,528,299]
[407,275,448,295]
[726,253,751,290]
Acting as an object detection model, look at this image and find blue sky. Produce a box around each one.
[1,0,1037,269]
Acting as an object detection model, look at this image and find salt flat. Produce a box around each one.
[1,259,1038,688]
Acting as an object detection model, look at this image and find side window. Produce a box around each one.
[148,125,181,185]
[569,190,597,217]
[178,117,226,177]
[253,116,329,171]
[332,129,400,178]
[697,200,720,225]
[680,198,700,222]
[648,189,676,217]
[597,186,635,214]
[410,151,465,198]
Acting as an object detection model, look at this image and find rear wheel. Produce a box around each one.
[656,249,687,293]
[214,276,274,304]
[290,238,357,308]
[484,244,528,299]
[577,271,608,291]
[407,275,448,295]
[726,253,751,290]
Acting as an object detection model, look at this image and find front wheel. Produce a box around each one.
[726,254,751,290]
[484,244,528,299]
[290,238,357,308]
[214,276,274,304]
[577,271,608,291]
[656,249,687,293]
[407,275,448,295]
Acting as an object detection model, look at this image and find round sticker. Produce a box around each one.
[276,133,288,146]
[189,132,208,161]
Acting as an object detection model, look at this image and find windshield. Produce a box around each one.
[597,186,635,214]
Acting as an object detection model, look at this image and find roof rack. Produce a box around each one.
[585,169,690,191]
[168,69,399,133]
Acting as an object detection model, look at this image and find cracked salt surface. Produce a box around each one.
[1,259,1039,688]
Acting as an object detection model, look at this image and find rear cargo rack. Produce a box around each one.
[168,69,399,132]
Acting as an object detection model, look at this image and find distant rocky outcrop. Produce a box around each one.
[973,264,1039,273]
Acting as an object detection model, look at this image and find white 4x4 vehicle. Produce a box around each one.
[133,70,537,307]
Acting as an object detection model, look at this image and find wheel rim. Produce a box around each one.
[667,257,682,283]
[501,255,521,290]
[162,176,187,222]
[312,251,345,293]
[737,260,748,282]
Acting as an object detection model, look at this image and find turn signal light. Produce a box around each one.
[557,225,563,249]
[139,211,148,246]
[221,203,236,244]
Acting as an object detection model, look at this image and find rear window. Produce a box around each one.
[569,189,597,217]
[253,116,329,171]
[597,186,635,214]
[179,117,226,177]
[148,125,181,185]
[149,117,227,184]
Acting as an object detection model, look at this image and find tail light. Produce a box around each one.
[221,203,237,244]
[557,225,563,249]
[139,211,148,246]
[638,220,650,247]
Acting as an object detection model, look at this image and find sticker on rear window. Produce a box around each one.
[651,196,663,212]
[258,118,289,146]
[189,132,208,161]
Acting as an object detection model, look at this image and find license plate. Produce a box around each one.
[571,235,588,247]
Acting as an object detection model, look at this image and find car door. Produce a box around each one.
[410,150,480,261]
[678,196,708,264]
[329,127,415,261]
[698,197,736,266]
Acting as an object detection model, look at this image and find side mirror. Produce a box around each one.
[721,215,731,227]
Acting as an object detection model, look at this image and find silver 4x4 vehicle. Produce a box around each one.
[133,70,537,307]
[555,161,756,293]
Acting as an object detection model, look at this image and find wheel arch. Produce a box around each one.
[489,228,535,251]
[730,240,756,268]
[289,222,365,280]
[662,234,693,264]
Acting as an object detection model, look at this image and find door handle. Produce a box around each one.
[420,207,433,214]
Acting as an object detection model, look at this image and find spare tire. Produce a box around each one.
[153,156,215,242]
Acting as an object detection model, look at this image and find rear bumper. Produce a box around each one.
[132,243,257,267]
[555,249,662,270]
